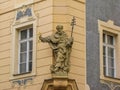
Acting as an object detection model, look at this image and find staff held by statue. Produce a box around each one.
[70,16,76,37]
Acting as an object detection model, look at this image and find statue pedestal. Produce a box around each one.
[53,78,68,88]
[41,78,79,90]
[52,71,68,78]
[52,72,68,89]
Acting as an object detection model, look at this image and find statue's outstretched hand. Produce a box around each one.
[39,34,42,40]
[39,34,50,42]
[39,34,45,42]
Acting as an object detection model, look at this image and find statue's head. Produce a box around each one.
[56,25,63,32]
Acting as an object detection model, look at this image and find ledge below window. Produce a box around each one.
[100,75,120,84]
[13,71,32,76]
[10,72,36,81]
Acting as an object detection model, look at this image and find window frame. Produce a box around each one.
[10,20,36,80]
[18,27,33,74]
[98,20,120,83]
[103,32,116,77]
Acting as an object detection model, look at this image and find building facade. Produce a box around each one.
[0,0,86,90]
[1,0,120,90]
[87,0,120,90]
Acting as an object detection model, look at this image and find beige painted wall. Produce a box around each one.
[0,0,86,90]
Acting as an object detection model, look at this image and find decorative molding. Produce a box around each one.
[16,6,32,20]
[12,77,33,87]
[98,20,120,33]
[0,0,46,16]
[13,5,36,25]
[101,80,120,90]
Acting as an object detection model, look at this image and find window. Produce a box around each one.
[103,33,115,77]
[10,6,36,80]
[18,27,33,74]
[99,20,120,83]
[11,24,36,80]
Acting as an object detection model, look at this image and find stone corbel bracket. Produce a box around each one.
[41,78,78,90]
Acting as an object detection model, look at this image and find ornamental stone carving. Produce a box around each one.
[39,25,73,75]
[16,7,32,20]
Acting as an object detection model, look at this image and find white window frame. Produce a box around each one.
[18,27,33,74]
[10,5,37,80]
[10,21,36,80]
[98,20,120,83]
[103,32,116,77]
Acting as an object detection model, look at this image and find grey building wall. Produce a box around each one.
[86,0,120,90]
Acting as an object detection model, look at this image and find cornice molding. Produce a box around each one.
[0,0,46,15]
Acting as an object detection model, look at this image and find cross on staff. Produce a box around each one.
[70,16,76,37]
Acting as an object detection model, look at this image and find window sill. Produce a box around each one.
[10,72,36,80]
[13,71,32,76]
[100,75,120,84]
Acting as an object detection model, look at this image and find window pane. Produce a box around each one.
[20,63,26,73]
[29,41,33,50]
[111,59,114,67]
[20,53,27,63]
[107,35,114,45]
[29,28,33,38]
[20,42,27,52]
[108,58,114,67]
[103,33,106,43]
[108,69,112,77]
[111,68,115,77]
[29,62,32,72]
[108,47,114,57]
[20,30,27,40]
[103,46,106,55]
[103,56,106,66]
[108,68,114,77]
[104,67,106,76]
[29,52,32,61]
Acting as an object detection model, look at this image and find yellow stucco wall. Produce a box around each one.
[0,0,86,90]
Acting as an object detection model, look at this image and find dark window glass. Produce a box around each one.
[103,33,106,43]
[21,30,27,40]
[107,35,114,45]
[20,63,26,73]
[103,46,106,55]
[20,42,27,52]
[29,62,32,72]
[29,28,33,38]
[29,52,32,61]
[29,41,33,50]
[20,53,27,63]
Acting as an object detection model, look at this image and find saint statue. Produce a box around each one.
[39,25,73,74]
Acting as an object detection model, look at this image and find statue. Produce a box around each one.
[39,25,74,74]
